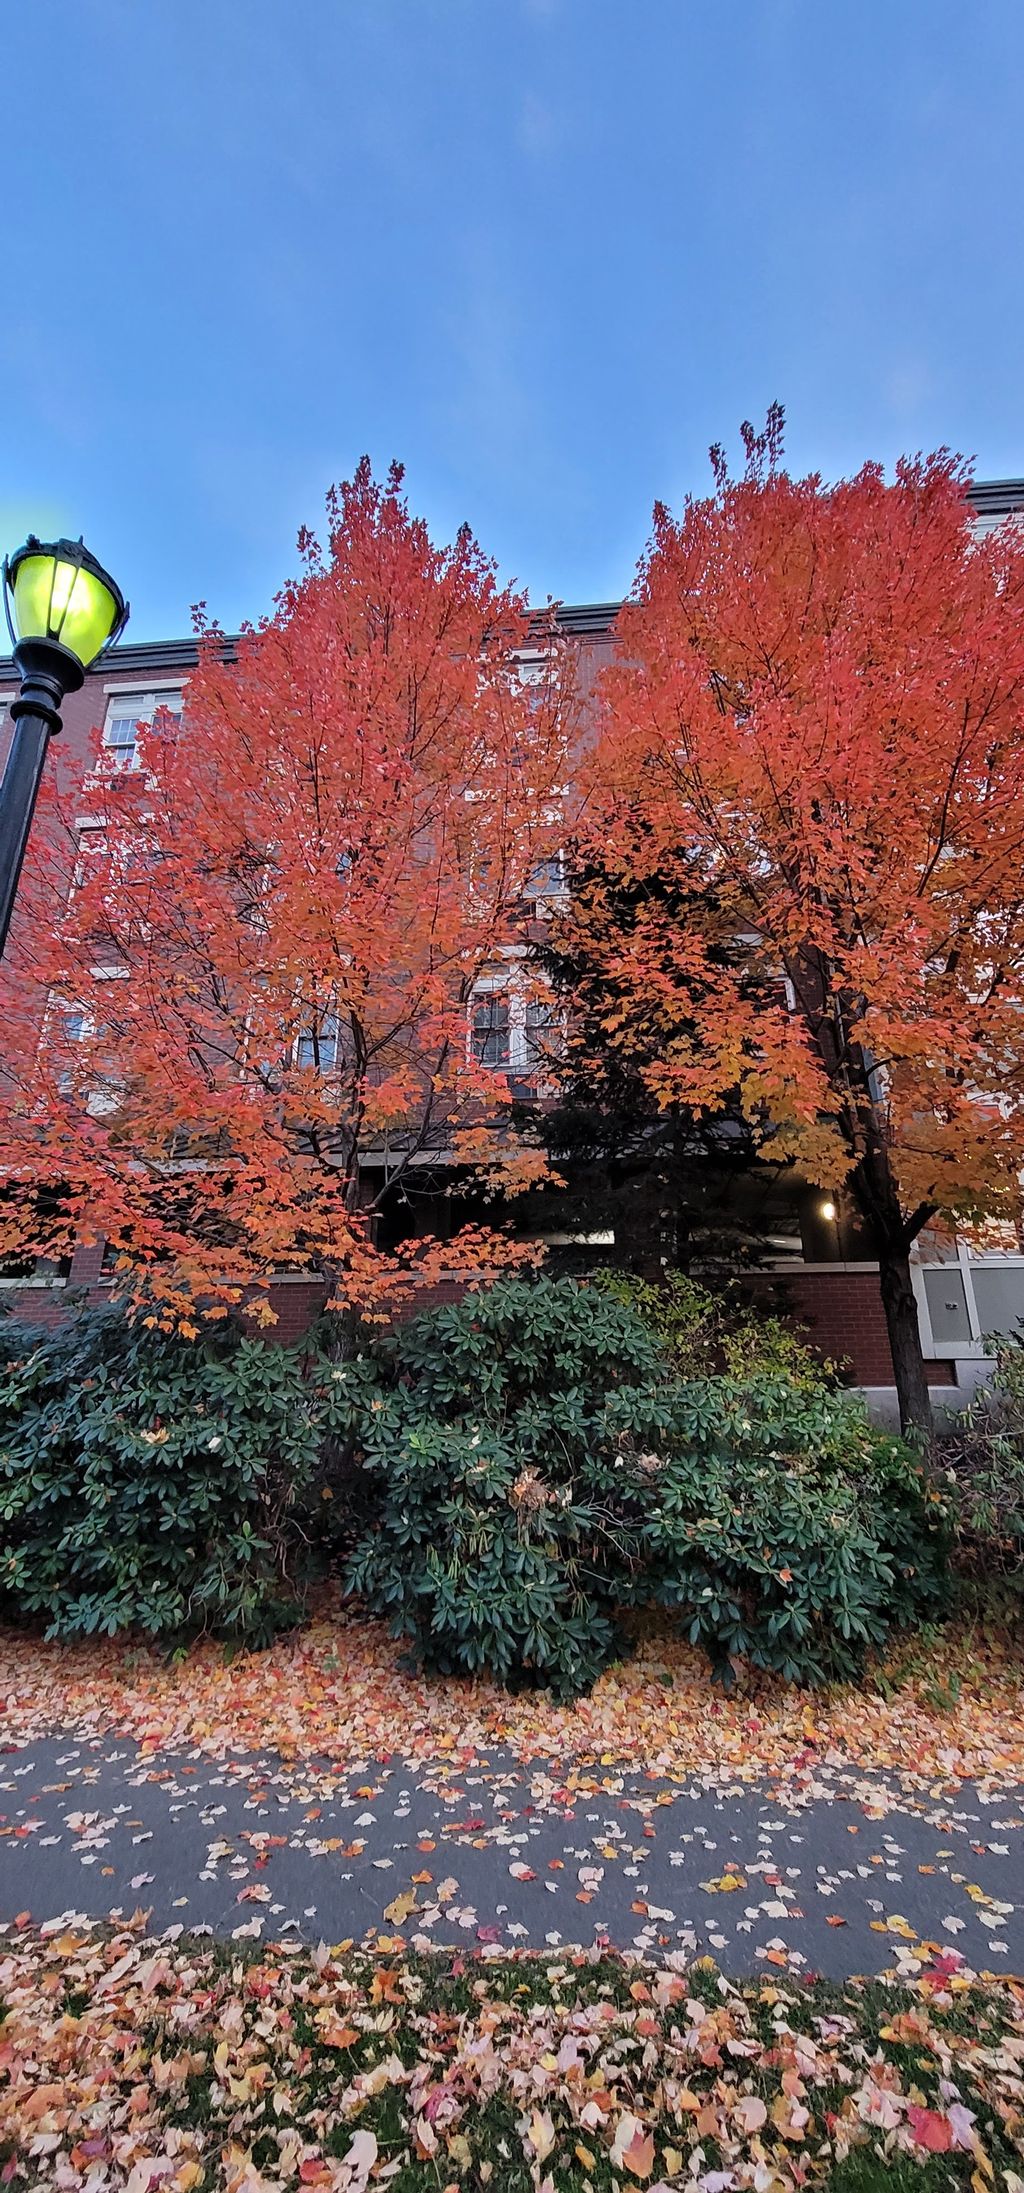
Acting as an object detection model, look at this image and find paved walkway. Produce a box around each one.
[2,1738,1022,1976]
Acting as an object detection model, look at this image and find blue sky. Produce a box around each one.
[2,0,1022,639]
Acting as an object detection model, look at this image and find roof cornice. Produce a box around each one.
[967,478,1024,518]
[2,482,1021,683]
[0,599,622,684]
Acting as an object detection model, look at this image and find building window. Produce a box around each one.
[470,980,558,1081]
[525,854,566,906]
[47,967,128,1111]
[524,996,556,1067]
[55,1008,87,1094]
[101,688,182,771]
[471,993,511,1068]
[295,1011,342,1073]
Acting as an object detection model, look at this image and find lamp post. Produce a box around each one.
[0,535,128,957]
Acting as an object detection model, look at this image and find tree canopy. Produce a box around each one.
[0,461,577,1328]
[566,413,1024,1428]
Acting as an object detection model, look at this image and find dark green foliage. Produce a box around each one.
[0,1277,952,1682]
[0,1307,348,1645]
[369,1271,665,1416]
[938,1336,1024,1612]
[533,853,766,1275]
[595,1266,839,1384]
[341,1279,661,1697]
[636,1375,951,1683]
[341,1277,951,1695]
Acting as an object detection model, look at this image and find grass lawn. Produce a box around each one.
[3,1921,1023,2191]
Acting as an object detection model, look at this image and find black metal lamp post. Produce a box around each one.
[0,535,128,957]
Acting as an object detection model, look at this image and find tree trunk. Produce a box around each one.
[878,1248,932,1438]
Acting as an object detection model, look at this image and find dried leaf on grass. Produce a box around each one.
[2,1921,1023,2190]
[1,1598,1022,1792]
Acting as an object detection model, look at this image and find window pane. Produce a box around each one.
[524,999,555,1065]
[149,695,182,734]
[527,856,564,899]
[472,996,510,1066]
[923,1266,972,1346]
[296,1013,341,1071]
[971,1264,1024,1341]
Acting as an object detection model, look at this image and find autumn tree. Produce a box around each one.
[530,856,766,1273]
[568,413,1024,1432]
[0,461,577,1329]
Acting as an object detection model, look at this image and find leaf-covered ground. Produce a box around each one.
[6,1735,1022,1974]
[4,1922,1024,2191]
[1,1606,1022,1792]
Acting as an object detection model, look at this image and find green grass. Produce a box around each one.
[827,2154,972,2192]
[2,1931,1022,2190]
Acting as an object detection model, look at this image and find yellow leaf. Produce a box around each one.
[528,2109,555,2163]
[383,1888,418,1924]
[321,2022,360,2050]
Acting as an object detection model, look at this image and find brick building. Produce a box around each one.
[3,482,1024,1410]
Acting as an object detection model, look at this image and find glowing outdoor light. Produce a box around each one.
[0,534,129,956]
[3,535,128,677]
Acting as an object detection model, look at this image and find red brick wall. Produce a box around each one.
[2,1267,482,1341]
[4,1260,955,1390]
[744,1267,955,1386]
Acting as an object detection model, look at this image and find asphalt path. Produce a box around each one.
[2,1738,1022,1977]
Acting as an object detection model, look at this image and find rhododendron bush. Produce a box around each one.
[340,1278,948,1695]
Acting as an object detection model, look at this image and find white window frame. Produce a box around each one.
[99,685,183,773]
[910,1245,1024,1360]
[44,965,129,1116]
[524,850,569,912]
[469,971,558,1081]
[470,982,514,1070]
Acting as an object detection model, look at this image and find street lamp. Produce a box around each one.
[0,536,128,956]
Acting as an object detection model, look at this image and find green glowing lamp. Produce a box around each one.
[3,535,128,691]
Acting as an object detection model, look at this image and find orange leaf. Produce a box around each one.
[621,2130,656,2180]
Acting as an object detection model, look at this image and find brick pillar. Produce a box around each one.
[68,1237,107,1291]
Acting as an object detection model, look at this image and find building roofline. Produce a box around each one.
[2,478,1022,684]
[0,599,622,684]
[967,478,1024,517]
